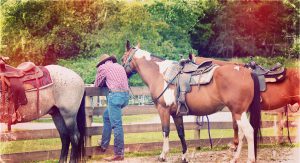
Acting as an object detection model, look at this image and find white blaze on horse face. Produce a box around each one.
[134,49,152,61]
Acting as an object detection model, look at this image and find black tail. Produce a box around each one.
[77,90,86,161]
[249,73,261,159]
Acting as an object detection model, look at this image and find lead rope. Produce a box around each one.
[35,69,40,116]
[128,86,139,103]
[196,115,212,149]
[152,70,181,103]
[285,105,292,144]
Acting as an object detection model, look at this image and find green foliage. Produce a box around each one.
[0,0,109,65]
[291,37,300,57]
[128,74,144,86]
[58,56,145,85]
[0,0,298,86]
[92,1,166,59]
[146,0,205,59]
[191,1,299,58]
[239,56,299,68]
[58,57,98,84]
[58,55,298,85]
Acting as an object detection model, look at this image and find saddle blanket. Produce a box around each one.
[163,61,219,85]
[24,66,53,91]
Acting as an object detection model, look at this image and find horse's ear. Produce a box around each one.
[188,53,193,60]
[189,53,196,62]
[126,40,131,51]
[136,42,140,49]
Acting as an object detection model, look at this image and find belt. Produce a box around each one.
[109,89,129,93]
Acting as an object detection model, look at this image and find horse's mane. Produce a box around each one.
[150,54,165,61]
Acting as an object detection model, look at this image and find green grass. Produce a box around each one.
[1,113,298,162]
[2,112,298,154]
[93,114,156,124]
[1,127,298,155]
[32,114,156,124]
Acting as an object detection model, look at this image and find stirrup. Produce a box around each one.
[176,103,189,116]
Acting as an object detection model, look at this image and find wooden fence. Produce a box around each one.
[0,87,297,162]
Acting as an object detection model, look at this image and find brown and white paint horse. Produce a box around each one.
[122,41,261,163]
[191,54,300,148]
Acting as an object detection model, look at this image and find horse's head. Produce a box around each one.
[121,40,141,78]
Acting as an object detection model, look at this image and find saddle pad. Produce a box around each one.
[23,66,53,91]
[163,62,181,83]
[189,66,219,85]
[163,62,219,85]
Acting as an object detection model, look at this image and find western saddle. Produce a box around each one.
[0,57,43,128]
[245,58,286,91]
[163,58,217,116]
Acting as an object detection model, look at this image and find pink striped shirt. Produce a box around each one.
[94,60,129,91]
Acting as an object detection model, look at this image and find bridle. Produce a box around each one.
[122,48,138,77]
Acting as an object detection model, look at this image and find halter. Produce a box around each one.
[122,48,138,76]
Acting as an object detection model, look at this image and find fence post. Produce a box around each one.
[194,116,201,149]
[85,96,93,158]
[276,112,284,144]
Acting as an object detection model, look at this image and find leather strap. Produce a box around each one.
[35,69,40,116]
[1,75,5,111]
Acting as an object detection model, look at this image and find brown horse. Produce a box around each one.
[191,54,300,148]
[122,41,261,163]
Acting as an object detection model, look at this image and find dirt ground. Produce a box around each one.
[90,146,299,163]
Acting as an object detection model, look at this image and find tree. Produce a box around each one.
[147,0,205,59]
[190,0,299,58]
[0,0,109,65]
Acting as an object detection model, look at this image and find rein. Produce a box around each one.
[123,48,138,76]
[285,106,292,144]
[196,115,213,149]
[128,86,139,102]
[123,47,176,103]
[152,71,180,103]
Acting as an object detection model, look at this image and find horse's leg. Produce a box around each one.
[230,114,239,151]
[63,115,80,163]
[231,112,255,163]
[172,115,188,163]
[50,107,70,163]
[157,105,170,162]
[57,107,81,163]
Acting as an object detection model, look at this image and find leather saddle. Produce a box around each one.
[245,60,286,91]
[163,59,216,116]
[0,60,44,125]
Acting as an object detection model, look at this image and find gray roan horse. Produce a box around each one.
[122,41,261,163]
[0,64,86,163]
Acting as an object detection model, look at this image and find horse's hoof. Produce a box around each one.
[230,159,237,163]
[158,157,166,162]
[182,158,188,163]
[228,143,238,152]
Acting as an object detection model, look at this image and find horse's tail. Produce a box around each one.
[249,72,261,159]
[77,90,86,161]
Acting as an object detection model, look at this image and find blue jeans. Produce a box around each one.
[100,92,129,156]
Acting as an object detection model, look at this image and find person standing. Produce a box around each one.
[94,54,129,161]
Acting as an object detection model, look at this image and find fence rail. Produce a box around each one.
[0,87,297,162]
